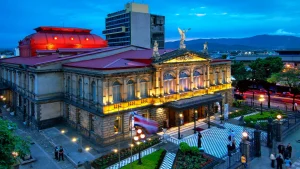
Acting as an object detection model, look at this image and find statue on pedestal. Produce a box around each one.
[203,42,208,53]
[178,27,191,49]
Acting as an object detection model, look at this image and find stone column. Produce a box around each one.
[136,76,140,99]
[160,70,164,96]
[206,65,210,88]
[155,71,160,97]
[190,68,194,90]
[176,69,180,93]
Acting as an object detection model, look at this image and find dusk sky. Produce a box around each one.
[1,0,300,48]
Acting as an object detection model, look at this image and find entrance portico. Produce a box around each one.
[167,93,223,139]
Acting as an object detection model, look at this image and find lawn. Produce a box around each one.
[244,110,285,129]
[121,149,166,169]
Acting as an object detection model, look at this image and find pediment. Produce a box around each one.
[152,49,210,64]
[164,52,207,63]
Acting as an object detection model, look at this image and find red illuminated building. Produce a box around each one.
[19,26,108,57]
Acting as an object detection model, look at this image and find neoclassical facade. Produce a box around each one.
[0,41,232,145]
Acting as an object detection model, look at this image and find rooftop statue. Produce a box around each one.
[178,27,191,49]
[152,40,160,57]
[203,42,208,53]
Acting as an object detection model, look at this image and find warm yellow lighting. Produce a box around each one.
[85,147,91,151]
[61,130,65,134]
[113,149,118,153]
[12,151,18,157]
[0,95,3,99]
[260,95,264,98]
[179,114,183,118]
[72,137,77,142]
[134,136,139,141]
[137,129,142,134]
[287,64,291,67]
[147,138,152,141]
[242,132,248,138]
[277,115,282,120]
[130,144,134,147]
[140,134,145,139]
[136,142,141,145]
[3,98,6,101]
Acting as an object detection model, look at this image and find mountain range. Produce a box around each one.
[165,35,300,51]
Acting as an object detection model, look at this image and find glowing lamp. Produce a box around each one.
[54,36,58,40]
[3,98,6,101]
[137,129,142,134]
[61,130,65,134]
[113,149,118,153]
[242,132,248,138]
[72,137,77,142]
[130,144,134,147]
[0,96,3,99]
[277,114,282,120]
[85,147,91,151]
[140,134,145,139]
[85,38,89,41]
[179,113,183,118]
[134,136,139,141]
[70,37,74,41]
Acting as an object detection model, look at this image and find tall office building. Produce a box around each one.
[102,3,165,49]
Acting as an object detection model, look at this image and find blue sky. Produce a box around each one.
[1,0,300,48]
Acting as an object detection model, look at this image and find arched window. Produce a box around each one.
[179,71,189,91]
[222,71,226,83]
[193,71,201,89]
[78,78,83,98]
[214,71,218,85]
[164,73,175,94]
[127,80,135,101]
[140,79,148,98]
[113,81,121,103]
[91,81,97,102]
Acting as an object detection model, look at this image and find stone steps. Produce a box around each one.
[159,152,176,169]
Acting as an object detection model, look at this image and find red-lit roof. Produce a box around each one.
[63,49,173,70]
[34,26,91,33]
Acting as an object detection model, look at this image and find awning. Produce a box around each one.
[167,93,223,110]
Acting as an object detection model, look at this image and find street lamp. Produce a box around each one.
[12,151,19,158]
[134,129,146,165]
[85,147,91,152]
[242,132,248,142]
[277,114,282,120]
[178,113,183,139]
[61,130,65,134]
[194,110,198,134]
[72,137,83,152]
[259,95,265,115]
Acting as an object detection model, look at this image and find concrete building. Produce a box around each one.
[0,27,232,146]
[102,2,165,49]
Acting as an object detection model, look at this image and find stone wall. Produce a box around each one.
[39,102,62,120]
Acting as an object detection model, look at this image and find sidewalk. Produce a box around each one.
[1,105,74,169]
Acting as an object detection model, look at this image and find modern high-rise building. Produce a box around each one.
[102,2,165,49]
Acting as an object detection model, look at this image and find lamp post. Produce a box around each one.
[178,113,183,139]
[130,144,134,169]
[72,136,83,153]
[194,110,198,134]
[240,131,250,168]
[259,95,265,115]
[134,129,146,165]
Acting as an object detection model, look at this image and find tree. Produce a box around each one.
[268,68,300,110]
[236,80,250,95]
[0,119,30,168]
[231,61,249,82]
[221,54,227,59]
[249,57,284,108]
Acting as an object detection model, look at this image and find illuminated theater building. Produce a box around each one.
[0,26,232,145]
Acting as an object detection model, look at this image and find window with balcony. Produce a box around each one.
[179,72,189,92]
[113,81,122,103]
[91,81,97,102]
[164,73,175,94]
[78,78,83,98]
[127,80,135,101]
[140,79,148,98]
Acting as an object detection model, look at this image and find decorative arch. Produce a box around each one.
[163,71,176,80]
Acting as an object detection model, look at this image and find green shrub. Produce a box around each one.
[179,142,190,154]
[190,146,199,155]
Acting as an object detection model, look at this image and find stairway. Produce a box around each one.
[160,152,176,169]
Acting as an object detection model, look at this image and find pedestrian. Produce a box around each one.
[270,153,276,168]
[197,131,202,148]
[241,154,247,168]
[286,143,292,158]
[58,146,64,161]
[276,155,283,169]
[54,146,59,160]
[284,157,292,169]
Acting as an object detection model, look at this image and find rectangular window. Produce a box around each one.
[114,116,122,134]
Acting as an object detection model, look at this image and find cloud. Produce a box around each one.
[272,29,296,35]
[175,13,180,16]
[195,13,206,17]
[200,6,206,9]
[222,12,228,15]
